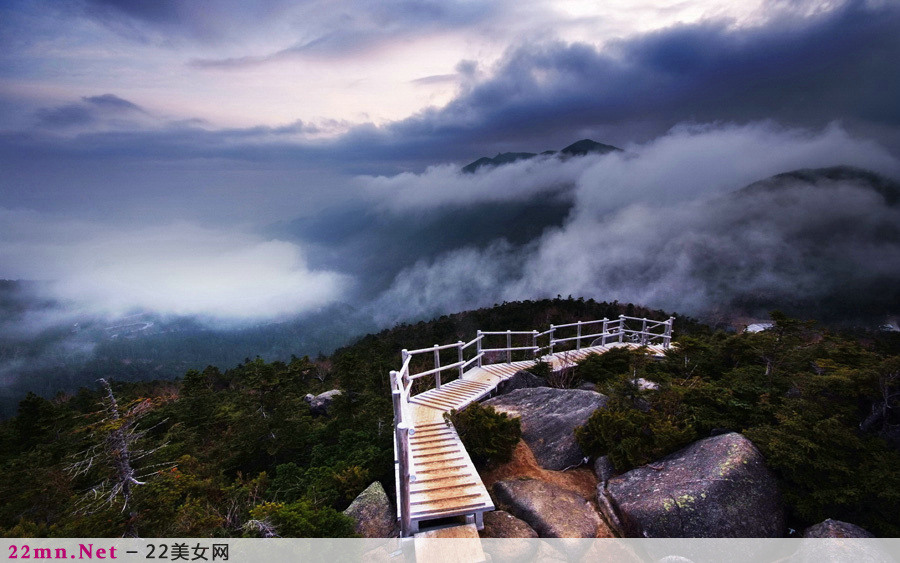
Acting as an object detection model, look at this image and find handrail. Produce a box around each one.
[460,335,482,351]
[406,341,465,355]
[551,319,607,329]
[480,346,539,353]
[390,314,674,537]
[552,331,613,344]
[409,359,468,380]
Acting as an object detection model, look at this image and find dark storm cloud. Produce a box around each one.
[86,0,182,23]
[35,104,95,128]
[191,0,501,68]
[367,124,900,327]
[83,93,145,112]
[377,0,900,155]
[34,94,145,129]
[79,0,295,42]
[12,1,900,174]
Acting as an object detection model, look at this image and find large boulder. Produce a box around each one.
[342,481,397,538]
[496,370,547,395]
[480,511,539,563]
[481,510,538,538]
[801,519,874,538]
[308,389,342,416]
[593,455,616,485]
[600,432,783,537]
[792,520,889,563]
[484,387,607,470]
[493,479,602,538]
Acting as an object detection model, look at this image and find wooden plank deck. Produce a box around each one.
[398,342,668,533]
[413,523,487,563]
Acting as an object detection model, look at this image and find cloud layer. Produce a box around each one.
[369,122,900,325]
[0,212,348,321]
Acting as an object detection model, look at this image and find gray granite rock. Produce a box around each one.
[343,481,397,538]
[600,432,783,538]
[496,370,548,395]
[493,479,601,538]
[484,387,607,470]
[801,518,874,538]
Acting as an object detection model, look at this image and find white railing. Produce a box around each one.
[389,314,674,536]
[389,355,417,537]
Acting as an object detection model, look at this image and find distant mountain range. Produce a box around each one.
[461,139,622,173]
[741,165,900,205]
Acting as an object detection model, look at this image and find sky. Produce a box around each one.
[1,0,900,325]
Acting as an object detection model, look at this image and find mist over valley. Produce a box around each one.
[2,0,900,414]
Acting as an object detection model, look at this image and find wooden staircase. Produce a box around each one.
[392,316,676,537]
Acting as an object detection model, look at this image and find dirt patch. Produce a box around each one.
[481,440,616,537]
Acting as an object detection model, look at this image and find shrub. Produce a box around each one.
[246,499,355,537]
[575,387,696,472]
[445,403,521,468]
[576,347,634,386]
[529,358,551,379]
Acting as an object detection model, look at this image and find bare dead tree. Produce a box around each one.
[243,518,280,538]
[547,351,579,389]
[67,379,170,516]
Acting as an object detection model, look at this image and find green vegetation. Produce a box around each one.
[446,404,521,468]
[575,312,900,536]
[2,297,899,537]
[0,297,668,537]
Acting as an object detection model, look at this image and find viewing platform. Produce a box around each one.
[390,315,675,537]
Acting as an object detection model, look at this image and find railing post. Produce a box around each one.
[641,318,648,345]
[433,344,441,389]
[390,371,401,424]
[476,330,483,367]
[602,318,608,346]
[619,315,625,343]
[532,330,538,360]
[665,317,675,348]
[549,324,555,355]
[458,341,464,378]
[576,321,582,350]
[506,330,512,364]
[397,422,412,537]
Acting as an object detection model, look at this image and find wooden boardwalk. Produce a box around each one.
[397,341,668,535]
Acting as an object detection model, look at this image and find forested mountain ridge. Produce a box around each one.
[0,297,670,537]
[461,138,622,173]
[2,297,900,537]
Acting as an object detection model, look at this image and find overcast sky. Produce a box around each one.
[2,0,899,323]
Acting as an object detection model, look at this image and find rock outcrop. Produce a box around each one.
[593,455,615,485]
[484,387,607,470]
[495,370,547,395]
[600,432,783,537]
[493,479,602,538]
[343,481,396,538]
[481,510,538,538]
[792,520,889,563]
[801,519,874,538]
[306,389,342,416]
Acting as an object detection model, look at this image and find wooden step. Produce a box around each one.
[414,463,468,477]
[410,500,487,519]
[412,450,465,463]
[410,475,478,492]
[411,443,461,455]
[410,436,457,448]
[415,455,465,467]
[410,490,483,507]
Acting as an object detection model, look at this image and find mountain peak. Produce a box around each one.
[461,139,621,173]
[560,139,622,157]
